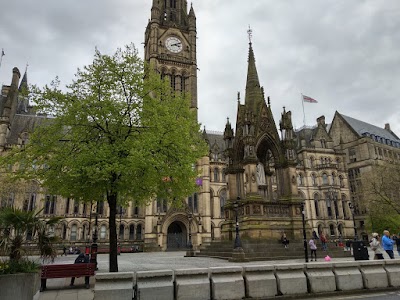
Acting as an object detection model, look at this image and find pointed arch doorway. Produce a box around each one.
[167,221,187,250]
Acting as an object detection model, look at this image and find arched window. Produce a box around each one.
[311,173,317,186]
[73,200,79,214]
[322,173,328,185]
[119,224,125,240]
[334,199,339,218]
[210,189,214,218]
[157,198,167,213]
[214,168,219,182]
[100,225,107,239]
[220,189,227,218]
[65,198,70,214]
[342,194,347,218]
[97,201,104,215]
[70,224,77,241]
[44,195,56,214]
[82,224,86,240]
[338,224,343,236]
[329,224,335,236]
[62,224,67,240]
[188,193,198,213]
[314,194,320,217]
[331,173,336,185]
[129,225,135,240]
[310,157,315,167]
[297,174,304,186]
[321,139,326,148]
[137,224,143,240]
[26,229,33,241]
[326,194,332,217]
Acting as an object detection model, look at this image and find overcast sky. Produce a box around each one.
[1,0,399,135]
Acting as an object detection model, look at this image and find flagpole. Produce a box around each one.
[301,93,306,128]
[0,49,4,72]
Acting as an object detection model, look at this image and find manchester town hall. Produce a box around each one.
[1,1,400,254]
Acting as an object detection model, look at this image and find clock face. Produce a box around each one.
[165,36,183,53]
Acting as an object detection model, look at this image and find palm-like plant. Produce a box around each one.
[0,207,62,264]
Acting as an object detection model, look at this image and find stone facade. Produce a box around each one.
[329,111,400,240]
[0,2,381,252]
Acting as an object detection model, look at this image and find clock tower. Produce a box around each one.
[145,0,198,117]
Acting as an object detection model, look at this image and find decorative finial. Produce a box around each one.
[268,96,270,105]
[237,91,240,102]
[247,25,253,44]
[25,62,29,73]
[227,117,230,124]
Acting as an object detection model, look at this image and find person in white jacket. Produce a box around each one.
[370,232,384,260]
[309,238,317,261]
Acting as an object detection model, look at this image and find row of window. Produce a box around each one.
[210,167,226,183]
[63,223,144,241]
[362,132,400,148]
[297,172,345,187]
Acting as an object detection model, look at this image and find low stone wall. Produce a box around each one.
[94,259,400,300]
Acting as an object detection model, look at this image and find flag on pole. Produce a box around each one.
[302,94,318,103]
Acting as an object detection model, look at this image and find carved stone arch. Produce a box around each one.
[217,187,227,197]
[298,190,306,200]
[255,133,281,166]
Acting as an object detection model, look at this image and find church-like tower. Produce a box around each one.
[223,33,304,241]
[144,0,198,116]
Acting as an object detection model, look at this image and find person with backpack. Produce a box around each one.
[70,253,90,288]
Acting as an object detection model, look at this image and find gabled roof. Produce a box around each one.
[340,113,400,143]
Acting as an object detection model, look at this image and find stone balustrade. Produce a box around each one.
[94,259,400,300]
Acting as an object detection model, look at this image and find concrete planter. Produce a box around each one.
[0,272,40,300]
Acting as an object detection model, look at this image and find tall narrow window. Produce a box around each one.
[73,200,79,214]
[326,194,332,217]
[322,173,328,185]
[314,194,319,217]
[214,168,219,182]
[97,201,104,215]
[65,198,70,214]
[100,225,107,239]
[220,189,227,218]
[329,224,335,236]
[129,225,135,240]
[311,174,317,186]
[70,225,77,241]
[137,224,143,240]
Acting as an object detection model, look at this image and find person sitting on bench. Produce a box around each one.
[70,253,90,288]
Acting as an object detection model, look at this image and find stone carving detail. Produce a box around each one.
[265,205,290,217]
[253,205,261,214]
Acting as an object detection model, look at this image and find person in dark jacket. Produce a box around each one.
[70,253,90,288]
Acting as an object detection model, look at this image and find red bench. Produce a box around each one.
[40,263,96,291]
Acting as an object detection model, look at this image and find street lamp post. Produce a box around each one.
[348,203,358,241]
[185,212,195,257]
[234,197,242,249]
[301,202,309,263]
[90,212,98,270]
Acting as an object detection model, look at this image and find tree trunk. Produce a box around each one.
[107,192,118,272]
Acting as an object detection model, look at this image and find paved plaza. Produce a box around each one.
[36,248,395,300]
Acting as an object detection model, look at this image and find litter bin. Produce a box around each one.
[353,241,369,260]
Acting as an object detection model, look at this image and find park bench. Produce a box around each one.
[40,263,96,291]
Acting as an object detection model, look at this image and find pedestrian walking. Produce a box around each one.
[382,230,395,259]
[309,237,317,261]
[281,233,289,249]
[369,233,384,260]
[70,253,90,288]
[320,232,328,251]
[62,245,67,256]
[393,234,400,257]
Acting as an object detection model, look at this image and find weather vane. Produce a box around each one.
[247,25,253,43]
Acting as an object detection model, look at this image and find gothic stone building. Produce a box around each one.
[0,1,369,251]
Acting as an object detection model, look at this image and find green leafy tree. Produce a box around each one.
[361,162,400,234]
[1,44,207,272]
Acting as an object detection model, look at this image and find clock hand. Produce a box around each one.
[171,43,181,47]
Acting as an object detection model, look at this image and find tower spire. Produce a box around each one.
[244,27,263,113]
